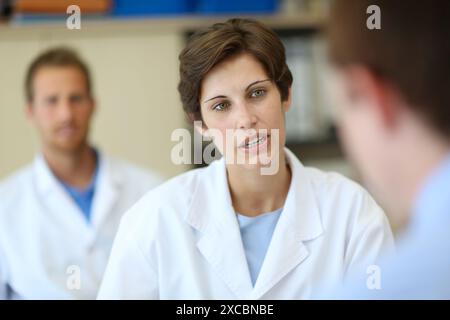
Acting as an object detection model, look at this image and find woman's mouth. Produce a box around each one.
[239,134,269,151]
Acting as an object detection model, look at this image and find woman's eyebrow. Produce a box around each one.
[245,79,271,91]
[203,95,227,103]
[202,79,271,103]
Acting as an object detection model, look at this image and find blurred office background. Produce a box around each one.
[0,0,355,183]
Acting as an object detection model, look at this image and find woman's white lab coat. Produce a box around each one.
[98,148,394,299]
[0,153,162,299]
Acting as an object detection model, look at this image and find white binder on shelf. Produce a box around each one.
[284,36,324,142]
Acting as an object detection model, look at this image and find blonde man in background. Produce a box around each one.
[0,47,162,299]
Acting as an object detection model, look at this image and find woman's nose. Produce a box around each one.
[235,103,257,130]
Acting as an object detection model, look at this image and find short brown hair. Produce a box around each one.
[178,18,293,122]
[328,0,450,139]
[25,47,92,103]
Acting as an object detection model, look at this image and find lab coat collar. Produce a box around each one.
[187,151,253,299]
[90,153,123,229]
[33,153,60,196]
[186,147,324,299]
[251,148,323,298]
[33,151,123,230]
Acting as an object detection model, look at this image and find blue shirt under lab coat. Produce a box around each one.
[237,208,282,286]
[60,163,99,222]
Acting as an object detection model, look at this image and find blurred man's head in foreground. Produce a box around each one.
[327,0,450,227]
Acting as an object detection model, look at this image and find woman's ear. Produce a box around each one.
[282,87,292,113]
[193,117,211,138]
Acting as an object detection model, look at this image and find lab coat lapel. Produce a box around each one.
[32,154,90,235]
[90,154,121,231]
[186,158,253,299]
[251,149,324,299]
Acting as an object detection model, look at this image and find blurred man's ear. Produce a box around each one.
[341,65,398,129]
[25,102,35,122]
[89,97,97,115]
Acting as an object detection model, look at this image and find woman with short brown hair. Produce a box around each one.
[98,18,394,299]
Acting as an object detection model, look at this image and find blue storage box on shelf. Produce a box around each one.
[196,0,278,14]
[112,0,196,16]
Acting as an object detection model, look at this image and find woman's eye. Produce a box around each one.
[251,89,266,98]
[213,102,228,111]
